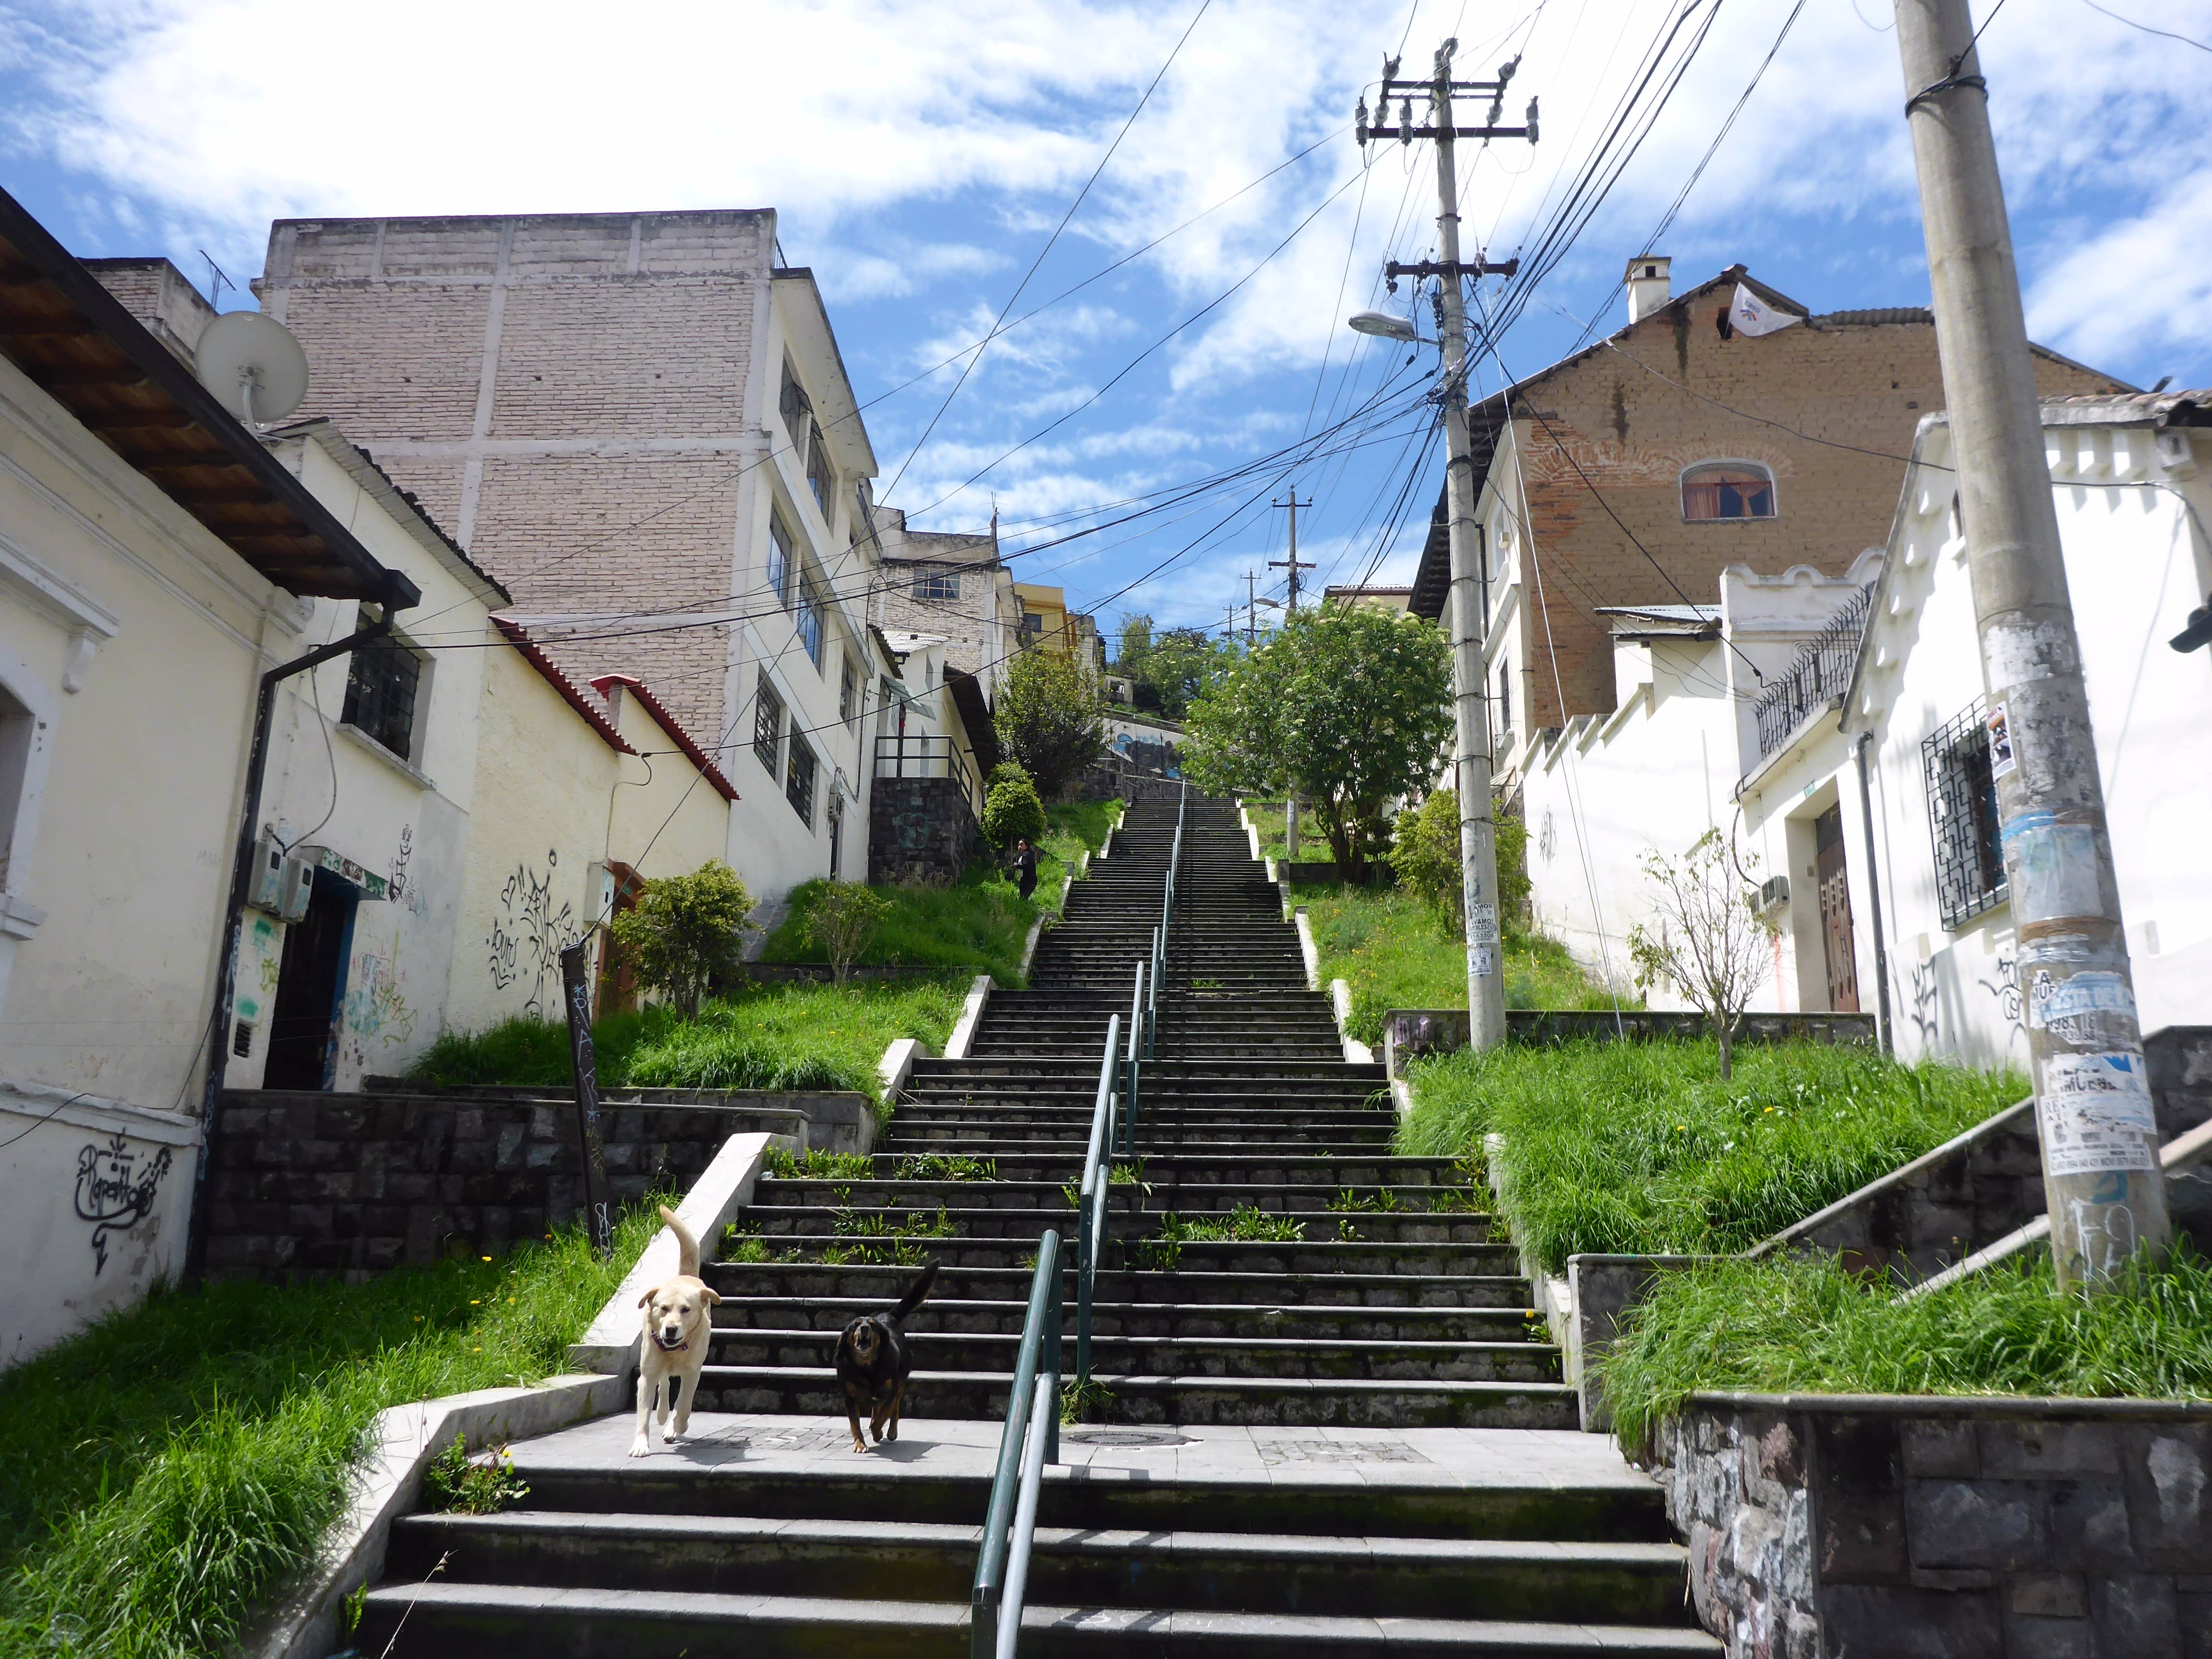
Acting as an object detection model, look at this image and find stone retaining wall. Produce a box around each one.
[204,1085,862,1280]
[868,775,981,885]
[1648,1393,2212,1659]
[1382,1009,1877,1077]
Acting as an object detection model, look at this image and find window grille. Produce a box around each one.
[778,360,811,440]
[1683,464,1777,521]
[1752,583,1876,757]
[767,514,793,607]
[754,674,784,776]
[797,574,825,666]
[840,657,858,728]
[786,735,817,826]
[342,636,422,761]
[806,428,832,514]
[913,565,961,601]
[1922,698,2007,929]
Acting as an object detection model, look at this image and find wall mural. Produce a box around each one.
[488,849,580,1017]
[74,1132,173,1274]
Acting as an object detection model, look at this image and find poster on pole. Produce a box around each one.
[559,941,615,1258]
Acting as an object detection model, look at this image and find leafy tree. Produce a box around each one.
[1184,605,1452,878]
[997,645,1106,799]
[986,759,1032,792]
[609,860,755,1016]
[1114,613,1232,719]
[1625,830,1778,1080]
[802,880,892,987]
[981,771,1047,852]
[1391,788,1464,927]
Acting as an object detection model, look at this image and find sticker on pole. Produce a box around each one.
[1468,902,1500,946]
[1985,702,2016,781]
[1469,944,1497,981]
[2035,1052,2159,1175]
[2026,971,2135,1034]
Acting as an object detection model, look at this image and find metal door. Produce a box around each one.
[1814,805,1859,1013]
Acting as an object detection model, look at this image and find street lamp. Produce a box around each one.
[1346,310,1433,345]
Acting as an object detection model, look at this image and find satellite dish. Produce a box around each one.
[195,311,310,428]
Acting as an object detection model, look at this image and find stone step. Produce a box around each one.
[756,1179,1492,1218]
[708,1297,1534,1342]
[719,1234,1517,1276]
[700,1263,1539,1309]
[740,1204,1496,1245]
[857,1153,1473,1186]
[691,1365,1581,1429]
[381,1511,1689,1625]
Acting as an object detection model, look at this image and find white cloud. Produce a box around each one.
[2025,168,2212,371]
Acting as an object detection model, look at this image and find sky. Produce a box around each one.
[2,0,2207,644]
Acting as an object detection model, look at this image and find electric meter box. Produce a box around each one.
[247,835,316,923]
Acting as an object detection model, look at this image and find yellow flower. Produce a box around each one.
[481,1254,493,1262]
[469,1299,481,1305]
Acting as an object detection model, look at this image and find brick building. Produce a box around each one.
[866,505,1016,689]
[256,212,893,903]
[1407,258,2128,768]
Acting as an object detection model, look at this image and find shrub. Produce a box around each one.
[997,646,1106,798]
[1624,830,1777,1079]
[802,881,892,986]
[610,860,755,1016]
[981,773,1048,853]
[987,760,1032,791]
[1390,788,1463,927]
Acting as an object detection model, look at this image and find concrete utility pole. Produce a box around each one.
[1361,41,1534,1049]
[1269,493,1315,611]
[1895,0,2170,1286]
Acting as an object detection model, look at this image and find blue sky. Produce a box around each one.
[3,0,2207,641]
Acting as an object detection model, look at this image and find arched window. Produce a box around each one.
[1682,462,1776,522]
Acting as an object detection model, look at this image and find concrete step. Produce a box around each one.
[741,1203,1497,1245]
[757,1178,1495,1220]
[860,1154,1470,1185]
[701,1262,1539,1309]
[709,1297,1535,1343]
[717,1234,1508,1276]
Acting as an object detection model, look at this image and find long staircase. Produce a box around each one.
[358,802,1716,1655]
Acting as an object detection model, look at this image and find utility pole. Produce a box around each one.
[1269,493,1315,611]
[1245,570,1260,648]
[1360,41,1535,1051]
[1895,0,2169,1287]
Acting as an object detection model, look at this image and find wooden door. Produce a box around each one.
[1814,806,1859,1013]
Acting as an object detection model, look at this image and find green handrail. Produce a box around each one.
[1118,962,1143,1158]
[970,1228,1062,1659]
[1074,1014,1121,1383]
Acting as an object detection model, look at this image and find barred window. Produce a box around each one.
[786,734,817,826]
[342,634,423,762]
[914,565,961,601]
[767,514,793,607]
[1683,462,1776,521]
[753,674,784,777]
[778,360,811,440]
[796,574,825,667]
[1922,699,2007,929]
[806,427,832,515]
[840,656,858,728]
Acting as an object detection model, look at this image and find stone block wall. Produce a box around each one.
[1649,1394,2212,1659]
[868,775,982,885]
[204,1085,858,1280]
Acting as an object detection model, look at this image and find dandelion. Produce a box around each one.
[469,1299,481,1305]
[481,1254,493,1262]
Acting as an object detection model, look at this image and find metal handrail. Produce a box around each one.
[971,1229,1063,1659]
[1119,962,1144,1157]
[1146,925,1161,1061]
[1074,1014,1122,1383]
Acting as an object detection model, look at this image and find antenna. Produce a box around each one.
[194,312,311,428]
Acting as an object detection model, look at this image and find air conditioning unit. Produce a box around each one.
[1757,875,1791,915]
[247,834,315,923]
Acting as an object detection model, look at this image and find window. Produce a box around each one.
[786,734,817,826]
[1682,463,1777,521]
[806,427,832,515]
[341,632,423,761]
[753,673,784,776]
[914,565,961,601]
[1922,699,2007,929]
[767,514,794,607]
[1496,661,1513,751]
[796,573,825,667]
[778,359,812,441]
[840,656,858,728]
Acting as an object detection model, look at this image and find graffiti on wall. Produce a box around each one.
[1977,948,2028,1058]
[1907,960,1941,1052]
[488,849,580,1016]
[74,1132,173,1274]
[389,822,413,902]
[345,946,415,1044]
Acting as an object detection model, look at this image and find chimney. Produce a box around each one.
[1625,255,1672,325]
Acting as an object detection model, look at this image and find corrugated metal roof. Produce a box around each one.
[1808,307,1935,327]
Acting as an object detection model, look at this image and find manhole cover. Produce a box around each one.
[1064,1428,1193,1448]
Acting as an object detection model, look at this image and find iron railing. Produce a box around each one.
[970,1229,1062,1659]
[1074,1015,1121,1383]
[1146,925,1162,1061]
[873,732,975,803]
[1750,583,1876,757]
[1118,962,1144,1157]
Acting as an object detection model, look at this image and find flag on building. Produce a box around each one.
[1730,284,1800,337]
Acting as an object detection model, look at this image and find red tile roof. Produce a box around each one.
[490,617,634,756]
[589,673,739,800]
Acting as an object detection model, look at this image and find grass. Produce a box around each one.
[409,977,969,1105]
[1138,1204,1306,1269]
[760,800,1120,986]
[1599,1246,2212,1451]
[1400,1039,2025,1274]
[0,1202,661,1659]
[1293,882,1624,1045]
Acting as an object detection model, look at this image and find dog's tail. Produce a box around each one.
[890,1259,940,1323]
[660,1204,700,1279]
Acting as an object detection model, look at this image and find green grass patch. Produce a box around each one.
[1400,1039,2025,1274]
[409,977,967,1104]
[1293,882,1622,1044]
[0,1203,660,1659]
[1600,1247,2212,1451]
[1138,1204,1306,1269]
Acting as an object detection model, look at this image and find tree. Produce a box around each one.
[981,771,1047,852]
[1183,604,1453,879]
[1624,830,1778,1080]
[1115,613,1232,719]
[996,645,1106,799]
[1391,788,1465,927]
[609,860,755,1016]
[802,880,892,987]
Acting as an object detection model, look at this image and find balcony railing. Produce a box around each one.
[873,733,974,804]
[1751,583,1876,758]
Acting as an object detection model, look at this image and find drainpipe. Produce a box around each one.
[182,610,398,1284]
[1853,731,1894,1056]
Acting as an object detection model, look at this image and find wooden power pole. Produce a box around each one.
[1895,0,2170,1286]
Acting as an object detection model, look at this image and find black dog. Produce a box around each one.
[834,1260,938,1454]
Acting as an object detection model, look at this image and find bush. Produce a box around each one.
[610,860,755,1016]
[997,647,1106,798]
[802,881,892,986]
[1390,788,1463,926]
[981,773,1047,853]
[987,760,1032,791]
